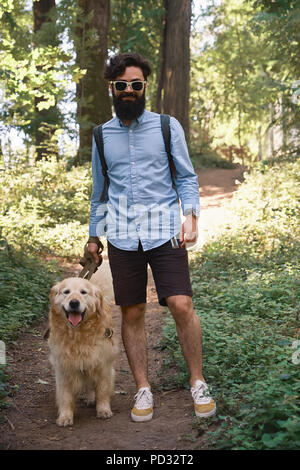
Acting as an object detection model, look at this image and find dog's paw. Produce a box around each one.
[56,413,74,427]
[97,406,113,419]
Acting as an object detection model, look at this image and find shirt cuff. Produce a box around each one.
[89,221,106,238]
[182,202,200,218]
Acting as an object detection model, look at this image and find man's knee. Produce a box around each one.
[166,295,196,324]
[121,303,146,324]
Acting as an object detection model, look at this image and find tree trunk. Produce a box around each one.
[269,103,274,157]
[155,3,167,114]
[33,0,58,161]
[33,0,56,33]
[258,125,262,161]
[161,0,191,141]
[76,0,112,164]
[281,95,287,153]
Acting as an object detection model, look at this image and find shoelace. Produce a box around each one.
[134,388,153,409]
[191,382,211,403]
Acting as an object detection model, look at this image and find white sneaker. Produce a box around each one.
[131,387,153,422]
[191,380,216,418]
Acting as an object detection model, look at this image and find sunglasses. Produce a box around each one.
[110,80,146,92]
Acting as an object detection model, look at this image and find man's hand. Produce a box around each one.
[179,214,198,248]
[87,242,101,264]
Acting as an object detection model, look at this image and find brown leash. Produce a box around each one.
[78,240,104,280]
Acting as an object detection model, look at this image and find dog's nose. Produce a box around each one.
[69,299,80,310]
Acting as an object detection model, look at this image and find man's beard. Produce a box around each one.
[113,91,146,121]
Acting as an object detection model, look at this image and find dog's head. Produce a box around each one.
[50,277,104,328]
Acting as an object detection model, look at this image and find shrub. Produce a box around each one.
[162,158,300,449]
[0,237,60,412]
[0,157,91,257]
[191,150,237,170]
[0,237,59,343]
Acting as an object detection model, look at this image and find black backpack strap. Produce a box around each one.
[93,125,109,202]
[160,114,177,185]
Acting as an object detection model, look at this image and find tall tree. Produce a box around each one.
[76,0,112,164]
[33,0,59,160]
[158,0,191,140]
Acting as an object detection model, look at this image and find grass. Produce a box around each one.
[0,237,60,409]
[161,157,300,449]
[0,238,60,343]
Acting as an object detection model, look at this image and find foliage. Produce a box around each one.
[0,237,59,343]
[0,0,86,162]
[0,157,91,257]
[190,0,300,161]
[252,0,300,79]
[161,157,300,449]
[0,237,59,412]
[1,0,298,163]
[190,149,237,170]
[0,364,11,413]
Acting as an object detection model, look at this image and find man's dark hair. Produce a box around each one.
[104,53,152,81]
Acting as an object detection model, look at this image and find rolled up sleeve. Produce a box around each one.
[89,137,108,237]
[170,117,200,217]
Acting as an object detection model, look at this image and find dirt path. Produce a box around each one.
[0,166,244,451]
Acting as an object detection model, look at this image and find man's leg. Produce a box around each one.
[147,241,203,386]
[166,294,216,417]
[107,241,153,421]
[107,240,149,388]
[121,303,154,422]
[120,302,150,390]
[166,295,204,387]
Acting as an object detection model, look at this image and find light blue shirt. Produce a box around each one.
[89,109,200,251]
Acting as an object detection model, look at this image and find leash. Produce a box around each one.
[78,238,104,280]
[78,239,113,339]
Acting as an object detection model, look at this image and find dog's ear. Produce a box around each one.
[49,282,60,302]
[93,285,104,316]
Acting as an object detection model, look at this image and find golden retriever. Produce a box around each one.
[48,277,118,427]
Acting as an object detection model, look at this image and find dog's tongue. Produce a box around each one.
[68,313,82,326]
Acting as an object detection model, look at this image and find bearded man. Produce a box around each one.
[87,52,216,422]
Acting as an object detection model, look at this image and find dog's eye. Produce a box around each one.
[80,290,87,295]
[63,289,70,295]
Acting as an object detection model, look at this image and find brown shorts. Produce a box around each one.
[107,240,193,306]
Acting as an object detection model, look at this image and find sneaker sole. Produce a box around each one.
[195,406,216,418]
[131,411,153,422]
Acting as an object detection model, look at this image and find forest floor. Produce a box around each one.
[0,166,245,451]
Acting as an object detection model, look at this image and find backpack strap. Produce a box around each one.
[93,125,109,202]
[160,114,177,186]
